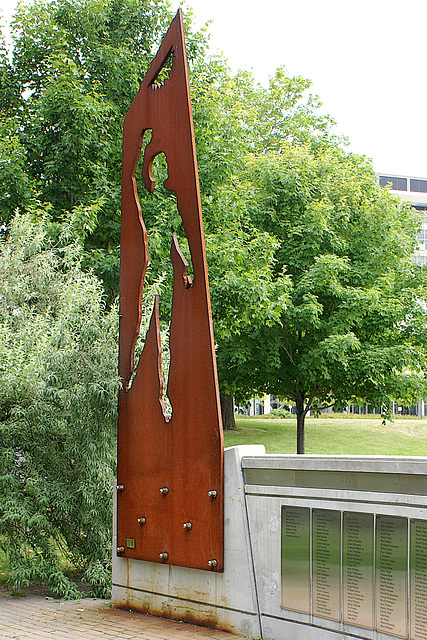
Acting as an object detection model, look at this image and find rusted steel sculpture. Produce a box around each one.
[116,9,224,572]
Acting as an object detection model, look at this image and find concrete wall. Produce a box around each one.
[112,449,427,640]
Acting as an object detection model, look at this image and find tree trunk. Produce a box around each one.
[220,394,236,431]
[295,396,305,454]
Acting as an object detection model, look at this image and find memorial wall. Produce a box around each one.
[243,454,427,640]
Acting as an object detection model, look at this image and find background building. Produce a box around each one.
[378,173,427,264]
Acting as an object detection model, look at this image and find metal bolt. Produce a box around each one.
[159,487,169,495]
[159,552,168,560]
[207,490,217,498]
[208,559,218,568]
[183,522,192,530]
[116,546,125,555]
[117,484,125,491]
[137,517,146,525]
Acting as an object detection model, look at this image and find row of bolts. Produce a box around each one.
[117,484,218,567]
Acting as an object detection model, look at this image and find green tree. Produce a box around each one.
[212,144,427,451]
[1,0,195,296]
[0,211,121,597]
[1,0,338,302]
[0,31,34,219]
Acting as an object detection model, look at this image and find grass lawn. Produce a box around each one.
[223,414,427,456]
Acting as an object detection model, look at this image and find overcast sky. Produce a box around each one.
[2,0,426,178]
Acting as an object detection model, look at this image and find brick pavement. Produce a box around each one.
[0,594,240,640]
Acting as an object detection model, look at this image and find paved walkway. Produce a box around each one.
[0,594,240,640]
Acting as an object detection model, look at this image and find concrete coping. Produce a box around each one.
[240,454,427,475]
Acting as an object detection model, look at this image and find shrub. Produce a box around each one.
[269,408,294,419]
[0,212,120,597]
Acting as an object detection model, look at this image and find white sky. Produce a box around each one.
[2,0,427,178]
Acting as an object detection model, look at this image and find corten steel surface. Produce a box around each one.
[116,9,224,572]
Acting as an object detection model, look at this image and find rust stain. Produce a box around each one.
[112,601,239,635]
[116,9,224,572]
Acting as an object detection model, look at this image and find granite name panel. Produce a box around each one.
[343,512,374,630]
[281,506,310,614]
[312,509,341,621]
[281,509,427,639]
[375,515,408,638]
[410,519,427,640]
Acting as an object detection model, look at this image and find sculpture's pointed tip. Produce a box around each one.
[171,233,185,265]
[171,233,192,289]
[171,6,184,29]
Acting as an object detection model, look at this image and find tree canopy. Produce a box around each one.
[3,0,427,435]
[210,145,427,450]
[1,0,205,296]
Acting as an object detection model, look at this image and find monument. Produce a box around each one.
[116,9,223,573]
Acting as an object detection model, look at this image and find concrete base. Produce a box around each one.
[112,445,265,637]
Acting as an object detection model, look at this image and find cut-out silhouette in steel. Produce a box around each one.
[116,9,224,572]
